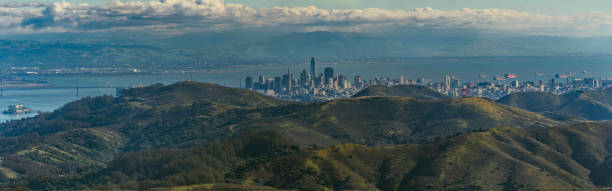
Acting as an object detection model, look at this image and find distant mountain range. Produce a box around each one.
[1,82,612,190]
[3,31,612,69]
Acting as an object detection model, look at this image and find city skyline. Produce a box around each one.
[243,57,609,101]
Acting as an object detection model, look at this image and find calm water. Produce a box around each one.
[2,56,612,122]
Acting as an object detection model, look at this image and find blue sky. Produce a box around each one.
[1,0,610,15]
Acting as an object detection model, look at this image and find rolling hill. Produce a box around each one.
[0,81,289,179]
[498,88,612,120]
[235,96,560,146]
[0,81,563,188]
[351,85,448,99]
[29,122,612,190]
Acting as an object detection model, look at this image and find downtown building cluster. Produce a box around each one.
[244,58,611,101]
[244,57,365,101]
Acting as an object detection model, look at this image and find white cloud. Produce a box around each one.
[0,0,611,36]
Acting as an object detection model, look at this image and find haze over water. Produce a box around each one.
[1,56,611,122]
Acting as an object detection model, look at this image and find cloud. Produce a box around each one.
[0,0,611,36]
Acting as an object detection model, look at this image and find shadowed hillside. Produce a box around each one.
[30,122,612,190]
[352,85,448,100]
[236,96,561,146]
[498,88,612,120]
[0,81,561,187]
[0,81,289,180]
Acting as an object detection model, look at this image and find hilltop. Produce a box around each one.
[235,96,560,146]
[0,81,289,179]
[29,122,612,190]
[352,85,448,99]
[0,81,561,187]
[498,88,612,120]
[117,81,289,107]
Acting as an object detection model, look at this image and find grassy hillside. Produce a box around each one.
[0,81,561,187]
[117,81,289,107]
[28,122,612,190]
[352,85,448,99]
[498,88,612,120]
[0,82,289,180]
[240,122,612,190]
[237,96,561,146]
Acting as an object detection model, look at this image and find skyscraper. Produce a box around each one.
[287,67,292,91]
[444,75,451,89]
[274,76,282,91]
[245,76,253,89]
[451,78,460,89]
[299,69,309,87]
[324,67,334,85]
[310,57,316,78]
[258,75,265,85]
[338,75,347,89]
[354,75,362,87]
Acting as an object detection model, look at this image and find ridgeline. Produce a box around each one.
[498,88,612,120]
[0,81,609,190]
[352,85,448,100]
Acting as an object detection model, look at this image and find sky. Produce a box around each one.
[226,0,612,15]
[2,0,611,15]
[0,0,611,37]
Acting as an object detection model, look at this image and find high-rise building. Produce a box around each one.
[451,78,460,89]
[354,75,362,87]
[310,57,317,78]
[274,77,282,91]
[328,78,335,89]
[258,75,265,86]
[287,67,292,91]
[245,76,253,89]
[324,67,334,85]
[444,75,451,89]
[300,69,309,87]
[281,74,289,89]
[316,75,323,88]
[266,79,274,91]
[338,75,347,89]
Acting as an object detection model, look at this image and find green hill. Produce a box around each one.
[0,81,561,187]
[498,88,612,120]
[118,81,290,107]
[236,96,560,146]
[0,81,289,179]
[240,122,612,190]
[28,122,612,190]
[352,85,448,99]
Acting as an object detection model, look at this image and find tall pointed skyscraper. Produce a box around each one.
[310,56,316,78]
[287,67,292,91]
